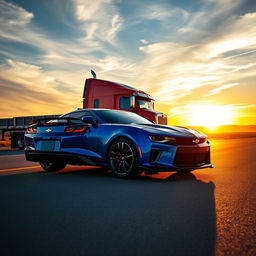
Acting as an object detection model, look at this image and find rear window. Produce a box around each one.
[98,110,152,124]
[62,111,91,119]
[61,111,99,123]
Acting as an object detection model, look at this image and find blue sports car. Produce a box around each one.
[25,109,213,177]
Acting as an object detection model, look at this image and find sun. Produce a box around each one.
[186,104,234,128]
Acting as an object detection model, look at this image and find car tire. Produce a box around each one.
[108,138,139,178]
[40,161,66,172]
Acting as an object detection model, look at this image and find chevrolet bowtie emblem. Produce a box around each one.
[193,139,200,144]
[45,129,52,132]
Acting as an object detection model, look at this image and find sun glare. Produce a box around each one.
[186,105,234,128]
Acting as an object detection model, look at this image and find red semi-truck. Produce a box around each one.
[0,72,167,148]
[83,78,167,124]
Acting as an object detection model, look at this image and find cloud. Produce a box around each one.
[108,14,123,39]
[178,0,243,36]
[97,55,134,72]
[0,59,82,117]
[205,13,256,58]
[208,83,240,95]
[0,0,97,58]
[140,4,189,21]
[0,0,34,42]
[140,39,148,44]
[0,0,135,86]
[0,0,33,25]
[72,0,123,42]
[0,0,126,71]
[135,11,256,110]
[84,23,99,40]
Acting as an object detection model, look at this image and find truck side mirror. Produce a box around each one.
[130,96,136,112]
[82,116,98,128]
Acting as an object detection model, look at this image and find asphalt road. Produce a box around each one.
[0,138,255,256]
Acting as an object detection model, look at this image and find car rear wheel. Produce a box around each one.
[40,161,66,172]
[108,138,138,178]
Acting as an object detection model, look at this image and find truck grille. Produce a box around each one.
[157,115,167,125]
[174,146,210,167]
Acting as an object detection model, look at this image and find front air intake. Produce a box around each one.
[150,150,162,163]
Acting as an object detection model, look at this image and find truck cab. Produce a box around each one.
[83,78,167,125]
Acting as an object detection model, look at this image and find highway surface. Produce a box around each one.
[0,138,255,256]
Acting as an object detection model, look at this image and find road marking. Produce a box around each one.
[0,166,40,172]
[0,154,25,157]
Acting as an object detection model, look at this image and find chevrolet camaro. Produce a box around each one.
[25,109,213,177]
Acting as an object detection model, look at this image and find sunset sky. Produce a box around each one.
[0,0,255,126]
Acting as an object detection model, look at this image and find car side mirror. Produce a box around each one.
[82,116,98,128]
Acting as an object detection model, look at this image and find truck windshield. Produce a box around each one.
[98,110,153,124]
[137,99,153,111]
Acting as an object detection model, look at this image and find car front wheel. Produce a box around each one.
[108,138,139,178]
[40,161,66,172]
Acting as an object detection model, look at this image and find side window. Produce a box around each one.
[94,99,100,108]
[120,97,130,110]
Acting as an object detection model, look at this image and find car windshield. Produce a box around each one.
[98,110,153,124]
[137,99,153,111]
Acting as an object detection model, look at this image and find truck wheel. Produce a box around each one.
[108,138,139,178]
[17,133,25,149]
[40,161,66,172]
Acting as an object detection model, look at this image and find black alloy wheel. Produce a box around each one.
[108,138,139,178]
[40,161,66,172]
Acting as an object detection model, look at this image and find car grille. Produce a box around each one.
[172,137,206,145]
[174,146,210,167]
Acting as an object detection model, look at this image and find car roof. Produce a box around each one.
[69,108,126,113]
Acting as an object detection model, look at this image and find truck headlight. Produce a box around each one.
[149,135,176,144]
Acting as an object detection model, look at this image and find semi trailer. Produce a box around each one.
[0,114,61,149]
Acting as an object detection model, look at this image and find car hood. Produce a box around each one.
[132,123,206,138]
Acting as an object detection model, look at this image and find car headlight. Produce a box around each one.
[149,135,176,144]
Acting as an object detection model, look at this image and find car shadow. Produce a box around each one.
[50,167,216,256]
[0,166,216,256]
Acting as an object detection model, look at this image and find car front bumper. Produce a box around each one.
[140,142,213,171]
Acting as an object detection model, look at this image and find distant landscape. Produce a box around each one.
[189,125,256,139]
